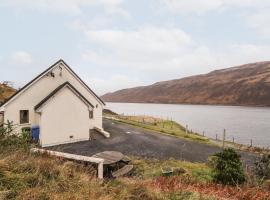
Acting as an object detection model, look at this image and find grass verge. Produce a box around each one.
[104,111,270,154]
[107,115,211,145]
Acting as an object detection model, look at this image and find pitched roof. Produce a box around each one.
[35,82,94,111]
[0,59,105,108]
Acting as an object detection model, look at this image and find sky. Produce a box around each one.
[1,0,270,95]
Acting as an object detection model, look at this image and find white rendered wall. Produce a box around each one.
[40,87,92,147]
[2,62,103,133]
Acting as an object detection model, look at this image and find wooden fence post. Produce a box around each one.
[162,119,165,128]
[186,125,188,134]
[250,139,253,147]
[222,129,226,149]
[216,134,218,141]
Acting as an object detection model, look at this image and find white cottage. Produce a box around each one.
[0,59,108,147]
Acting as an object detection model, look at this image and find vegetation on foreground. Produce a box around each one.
[211,149,246,185]
[2,123,270,199]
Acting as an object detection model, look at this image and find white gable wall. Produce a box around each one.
[39,87,91,147]
[2,61,103,134]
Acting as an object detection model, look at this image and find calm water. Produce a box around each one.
[106,103,270,147]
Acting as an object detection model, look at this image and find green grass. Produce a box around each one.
[113,116,211,145]
[132,158,213,183]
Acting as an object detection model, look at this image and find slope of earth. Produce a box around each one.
[102,61,270,106]
[0,83,16,105]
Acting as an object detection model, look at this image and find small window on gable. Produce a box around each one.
[89,110,94,119]
[20,110,29,124]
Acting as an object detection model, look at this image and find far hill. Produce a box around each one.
[102,61,270,106]
[0,83,16,105]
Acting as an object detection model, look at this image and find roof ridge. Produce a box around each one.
[0,59,105,108]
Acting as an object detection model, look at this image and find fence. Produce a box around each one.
[119,112,263,149]
[185,126,265,149]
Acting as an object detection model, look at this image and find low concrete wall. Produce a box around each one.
[31,148,104,179]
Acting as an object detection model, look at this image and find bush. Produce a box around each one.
[0,120,15,138]
[254,154,270,180]
[212,148,246,185]
[0,121,31,151]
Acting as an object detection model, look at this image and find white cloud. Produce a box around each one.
[9,51,33,65]
[160,0,270,15]
[160,0,224,15]
[67,16,116,31]
[216,44,270,67]
[83,27,194,65]
[160,0,270,38]
[81,26,270,92]
[87,75,143,95]
[1,0,128,16]
[246,11,270,36]
[82,27,212,79]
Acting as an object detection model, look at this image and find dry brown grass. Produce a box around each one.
[151,176,270,200]
[1,130,270,200]
[2,149,270,199]
[0,149,216,200]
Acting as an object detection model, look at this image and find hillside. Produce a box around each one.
[0,83,16,105]
[102,61,270,106]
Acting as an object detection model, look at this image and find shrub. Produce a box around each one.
[0,120,14,139]
[254,154,270,180]
[212,148,246,185]
[0,121,31,151]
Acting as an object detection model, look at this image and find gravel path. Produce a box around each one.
[48,119,258,166]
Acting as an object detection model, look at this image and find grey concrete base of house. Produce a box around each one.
[47,119,258,166]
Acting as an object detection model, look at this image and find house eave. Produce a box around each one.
[1,59,105,108]
[34,82,94,112]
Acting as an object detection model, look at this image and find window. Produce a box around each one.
[20,110,29,124]
[89,110,94,119]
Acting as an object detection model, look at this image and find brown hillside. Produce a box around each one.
[102,61,270,106]
[0,83,16,105]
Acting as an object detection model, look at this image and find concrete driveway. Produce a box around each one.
[47,119,257,166]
